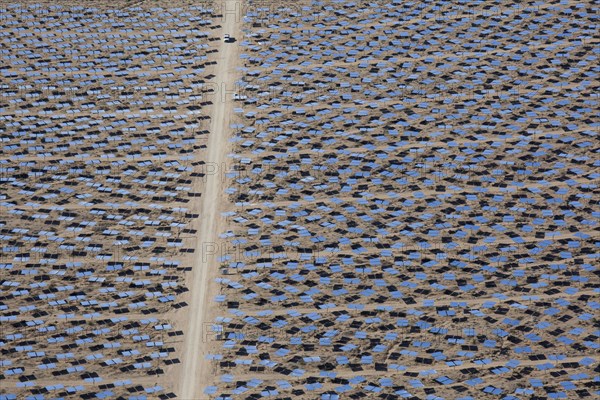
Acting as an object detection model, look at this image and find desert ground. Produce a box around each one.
[1,0,598,399]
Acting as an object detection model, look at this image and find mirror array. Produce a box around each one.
[1,1,221,398]
[1,0,598,399]
[206,0,599,399]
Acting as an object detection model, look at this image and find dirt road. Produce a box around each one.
[179,1,243,398]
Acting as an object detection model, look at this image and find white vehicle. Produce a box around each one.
[223,34,235,43]
[232,93,247,100]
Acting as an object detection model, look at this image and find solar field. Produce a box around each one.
[1,0,598,399]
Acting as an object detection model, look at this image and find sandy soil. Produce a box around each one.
[1,0,598,399]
